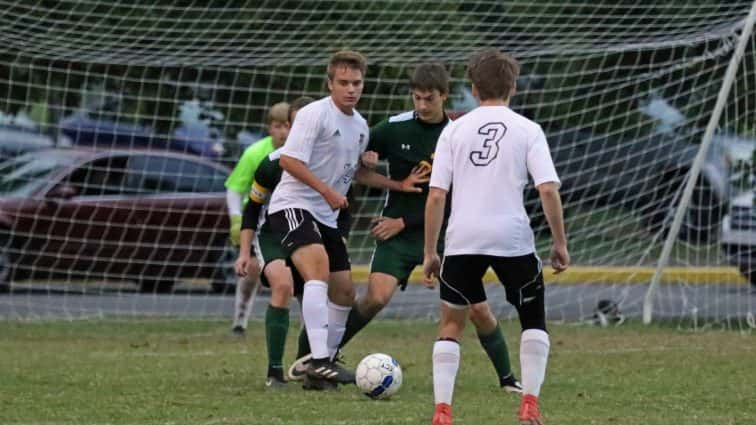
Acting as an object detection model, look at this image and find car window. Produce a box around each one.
[126,155,226,193]
[66,156,130,196]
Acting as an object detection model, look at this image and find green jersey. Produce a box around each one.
[368,111,451,235]
[225,136,275,196]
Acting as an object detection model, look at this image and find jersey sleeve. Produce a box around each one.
[367,120,389,158]
[429,124,453,191]
[250,156,281,202]
[526,127,561,187]
[280,105,321,164]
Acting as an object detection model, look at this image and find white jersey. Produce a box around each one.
[268,96,369,227]
[430,105,560,256]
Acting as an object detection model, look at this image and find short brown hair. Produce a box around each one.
[266,102,290,124]
[410,63,449,94]
[466,48,520,101]
[327,50,367,80]
[288,96,314,122]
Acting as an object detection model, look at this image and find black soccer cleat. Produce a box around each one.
[306,357,355,385]
[500,373,523,395]
[230,325,245,337]
[302,374,338,391]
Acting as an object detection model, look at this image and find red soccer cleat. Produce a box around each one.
[518,394,544,425]
[432,402,452,425]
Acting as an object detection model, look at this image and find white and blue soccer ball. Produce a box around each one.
[355,353,403,400]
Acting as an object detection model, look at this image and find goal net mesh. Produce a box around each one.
[0,1,753,329]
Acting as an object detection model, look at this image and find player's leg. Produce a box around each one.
[262,259,293,388]
[339,239,416,347]
[492,254,549,425]
[468,301,522,393]
[267,209,333,373]
[338,272,398,348]
[432,255,489,425]
[231,244,260,335]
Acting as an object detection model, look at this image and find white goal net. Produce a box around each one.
[0,1,754,329]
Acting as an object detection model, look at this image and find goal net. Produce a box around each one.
[0,1,754,329]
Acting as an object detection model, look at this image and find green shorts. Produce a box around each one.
[369,234,423,289]
[256,228,285,265]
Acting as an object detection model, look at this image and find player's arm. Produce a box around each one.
[225,147,259,245]
[353,164,428,193]
[538,182,569,273]
[529,128,570,273]
[279,155,347,209]
[423,187,447,287]
[423,126,453,287]
[279,105,347,209]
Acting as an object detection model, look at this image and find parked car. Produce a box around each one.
[0,148,235,293]
[58,110,225,161]
[0,126,56,164]
[721,190,755,286]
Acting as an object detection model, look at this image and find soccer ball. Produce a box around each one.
[355,353,403,400]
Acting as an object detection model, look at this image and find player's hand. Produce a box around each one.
[550,243,570,274]
[361,151,379,169]
[229,214,242,246]
[323,187,349,210]
[234,252,254,277]
[370,216,405,240]
[399,166,431,193]
[422,253,441,289]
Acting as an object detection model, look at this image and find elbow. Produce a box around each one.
[279,155,297,173]
[427,187,447,205]
[537,182,560,196]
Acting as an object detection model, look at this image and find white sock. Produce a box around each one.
[520,329,550,397]
[232,276,255,328]
[327,301,351,359]
[302,280,330,360]
[432,340,460,405]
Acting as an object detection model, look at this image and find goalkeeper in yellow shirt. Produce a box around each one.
[225,102,290,335]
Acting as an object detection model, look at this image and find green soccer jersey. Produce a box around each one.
[225,136,275,197]
[368,110,451,235]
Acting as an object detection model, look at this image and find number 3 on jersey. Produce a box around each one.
[469,122,506,166]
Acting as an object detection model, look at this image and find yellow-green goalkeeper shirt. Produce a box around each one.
[224,136,275,203]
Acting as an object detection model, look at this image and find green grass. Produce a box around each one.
[1,319,754,425]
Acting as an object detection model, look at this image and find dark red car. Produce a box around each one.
[0,149,234,292]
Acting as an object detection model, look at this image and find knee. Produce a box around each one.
[469,303,496,329]
[246,259,261,278]
[363,293,390,315]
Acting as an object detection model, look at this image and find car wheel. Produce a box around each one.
[211,245,237,294]
[138,279,175,294]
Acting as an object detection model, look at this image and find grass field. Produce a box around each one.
[1,319,754,425]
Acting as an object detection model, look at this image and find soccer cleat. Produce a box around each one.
[230,325,245,337]
[265,375,288,390]
[432,403,452,425]
[287,354,312,381]
[306,357,355,385]
[500,373,523,394]
[302,374,338,391]
[518,394,544,425]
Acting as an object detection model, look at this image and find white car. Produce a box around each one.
[721,190,755,286]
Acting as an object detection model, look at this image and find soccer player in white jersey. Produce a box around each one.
[423,48,569,425]
[266,50,372,388]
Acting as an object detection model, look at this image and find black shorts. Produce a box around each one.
[267,208,351,272]
[440,253,544,307]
